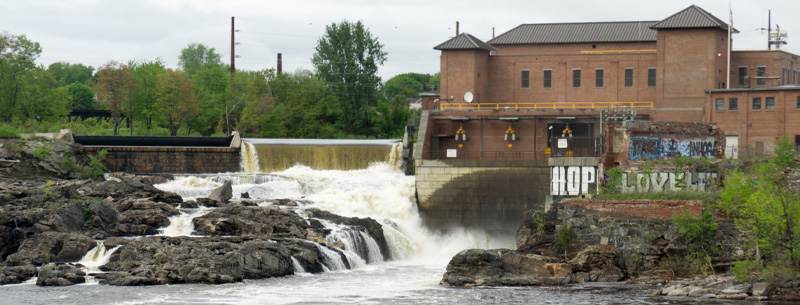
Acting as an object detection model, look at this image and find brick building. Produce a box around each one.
[422,5,800,158]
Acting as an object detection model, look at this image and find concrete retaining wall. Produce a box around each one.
[415,159,550,232]
[84,146,240,174]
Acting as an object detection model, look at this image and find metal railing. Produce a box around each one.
[548,136,604,157]
[441,101,653,111]
[424,150,546,160]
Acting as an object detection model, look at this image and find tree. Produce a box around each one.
[92,61,137,135]
[47,62,94,87]
[154,69,198,136]
[129,58,166,134]
[312,20,387,135]
[191,64,229,136]
[717,138,800,266]
[66,82,94,109]
[0,31,42,123]
[178,43,223,78]
[383,72,433,101]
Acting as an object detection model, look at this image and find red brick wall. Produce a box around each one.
[707,88,800,148]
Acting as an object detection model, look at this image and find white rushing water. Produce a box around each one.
[78,241,121,284]
[159,208,212,237]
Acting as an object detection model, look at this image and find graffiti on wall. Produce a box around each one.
[630,137,718,160]
[551,166,597,196]
[619,171,719,193]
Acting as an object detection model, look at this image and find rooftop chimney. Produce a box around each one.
[277,53,282,75]
[456,21,459,36]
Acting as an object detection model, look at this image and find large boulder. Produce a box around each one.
[36,263,86,286]
[4,232,96,266]
[207,180,232,203]
[100,236,294,285]
[0,265,37,285]
[568,245,627,282]
[2,139,90,180]
[441,249,572,286]
[516,210,556,255]
[112,198,179,236]
[193,205,308,239]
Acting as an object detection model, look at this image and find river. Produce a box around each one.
[0,141,740,304]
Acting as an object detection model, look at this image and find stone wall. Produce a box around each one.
[542,199,744,273]
[84,146,240,174]
[416,159,550,233]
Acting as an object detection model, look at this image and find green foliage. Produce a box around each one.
[33,146,50,160]
[603,167,624,194]
[772,135,797,168]
[312,20,387,135]
[732,259,761,283]
[382,72,437,100]
[673,208,719,254]
[84,149,108,179]
[717,155,800,266]
[556,226,572,252]
[178,43,223,78]
[0,124,19,137]
[47,62,94,87]
[66,82,95,110]
[43,180,54,200]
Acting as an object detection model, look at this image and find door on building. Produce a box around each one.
[725,136,738,159]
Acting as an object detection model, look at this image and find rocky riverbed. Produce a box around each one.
[0,138,389,286]
[441,202,800,302]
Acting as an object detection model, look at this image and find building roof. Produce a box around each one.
[651,5,738,33]
[433,33,497,52]
[488,21,657,45]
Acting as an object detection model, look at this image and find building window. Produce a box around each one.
[624,68,633,87]
[753,97,761,110]
[757,66,766,86]
[572,69,581,88]
[647,68,656,87]
[797,96,800,109]
[738,66,747,86]
[715,98,724,111]
[543,69,552,89]
[521,70,530,89]
[729,98,738,110]
[595,69,604,88]
[766,97,775,110]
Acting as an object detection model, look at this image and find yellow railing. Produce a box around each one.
[441,101,654,111]
[580,49,656,54]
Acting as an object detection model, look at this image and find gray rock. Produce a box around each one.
[667,286,689,296]
[0,265,37,285]
[5,232,95,266]
[752,282,771,296]
[193,205,309,239]
[112,198,179,236]
[36,264,86,286]
[208,180,232,203]
[720,283,752,295]
[716,293,748,300]
[441,249,571,287]
[100,236,293,285]
[687,286,710,297]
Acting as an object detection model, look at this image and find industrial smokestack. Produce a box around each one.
[493,27,495,38]
[277,53,282,75]
[456,21,459,36]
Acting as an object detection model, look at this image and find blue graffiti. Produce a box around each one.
[631,137,717,160]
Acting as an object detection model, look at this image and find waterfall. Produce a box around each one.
[388,142,404,171]
[240,141,261,174]
[322,222,384,264]
[79,241,122,284]
[159,208,211,237]
[314,244,348,271]
[290,257,306,274]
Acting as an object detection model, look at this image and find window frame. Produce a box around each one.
[572,68,581,88]
[715,98,724,111]
[647,68,656,87]
[738,66,747,87]
[757,66,766,86]
[521,69,530,89]
[543,69,552,89]
[765,97,775,110]
[595,68,604,88]
[624,68,633,88]
[729,97,738,111]
[752,97,762,110]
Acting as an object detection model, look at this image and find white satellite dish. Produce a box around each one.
[463,91,474,103]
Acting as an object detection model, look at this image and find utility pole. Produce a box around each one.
[231,16,236,77]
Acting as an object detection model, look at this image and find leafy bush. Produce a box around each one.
[83,149,108,179]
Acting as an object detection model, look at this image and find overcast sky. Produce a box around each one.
[1,0,797,81]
